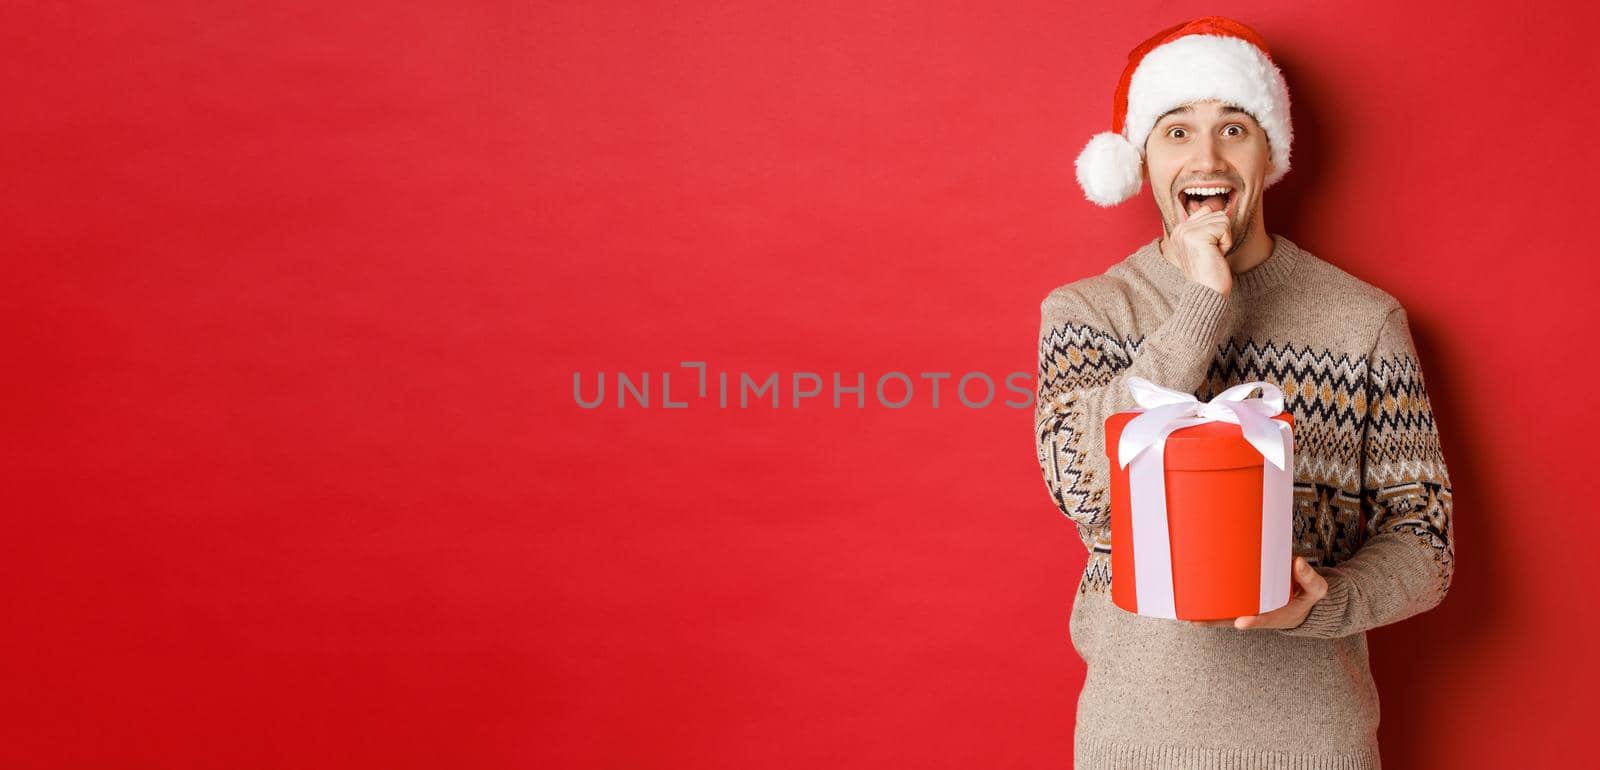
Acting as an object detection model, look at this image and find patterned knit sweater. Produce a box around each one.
[1034,234,1454,769]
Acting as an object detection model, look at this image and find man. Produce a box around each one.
[1034,16,1455,768]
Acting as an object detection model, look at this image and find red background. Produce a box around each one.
[6,2,1597,767]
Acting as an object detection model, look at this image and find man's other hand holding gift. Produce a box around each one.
[1189,556,1329,630]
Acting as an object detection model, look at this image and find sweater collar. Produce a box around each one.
[1132,233,1302,299]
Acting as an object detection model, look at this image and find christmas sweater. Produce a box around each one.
[1034,233,1454,769]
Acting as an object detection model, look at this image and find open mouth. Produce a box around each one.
[1180,186,1237,217]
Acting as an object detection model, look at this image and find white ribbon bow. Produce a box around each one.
[1115,376,1295,619]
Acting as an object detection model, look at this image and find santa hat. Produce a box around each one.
[1075,16,1293,207]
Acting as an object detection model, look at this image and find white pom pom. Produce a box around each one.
[1074,131,1143,207]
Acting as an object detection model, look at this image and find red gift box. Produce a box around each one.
[1103,403,1296,620]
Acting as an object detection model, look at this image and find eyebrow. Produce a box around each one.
[1157,104,1253,125]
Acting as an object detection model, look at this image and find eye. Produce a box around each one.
[1224,124,1245,137]
[1167,127,1187,139]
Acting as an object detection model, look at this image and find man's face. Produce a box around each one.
[1144,99,1275,254]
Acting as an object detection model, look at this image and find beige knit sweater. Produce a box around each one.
[1034,234,1455,769]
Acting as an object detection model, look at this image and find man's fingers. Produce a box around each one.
[1226,562,1330,631]
[1178,202,1228,223]
[1236,598,1301,630]
[1293,557,1328,598]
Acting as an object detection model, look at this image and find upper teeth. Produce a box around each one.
[1183,187,1231,196]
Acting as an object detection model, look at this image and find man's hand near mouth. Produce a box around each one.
[1162,200,1235,297]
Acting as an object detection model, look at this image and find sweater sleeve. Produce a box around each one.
[1034,281,1232,549]
[1278,305,1456,638]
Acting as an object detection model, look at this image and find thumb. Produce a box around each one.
[1294,557,1327,595]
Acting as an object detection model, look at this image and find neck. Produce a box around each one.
[1160,219,1273,274]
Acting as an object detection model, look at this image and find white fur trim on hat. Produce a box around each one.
[1075,131,1144,207]
[1124,34,1292,189]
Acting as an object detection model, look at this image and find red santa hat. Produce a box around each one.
[1075,16,1294,207]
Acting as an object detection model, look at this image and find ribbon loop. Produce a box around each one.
[1118,377,1289,470]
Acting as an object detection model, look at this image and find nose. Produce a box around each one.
[1190,131,1228,174]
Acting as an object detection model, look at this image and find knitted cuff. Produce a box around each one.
[1277,569,1352,639]
[1156,281,1231,350]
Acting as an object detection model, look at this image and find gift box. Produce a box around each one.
[1102,377,1297,621]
